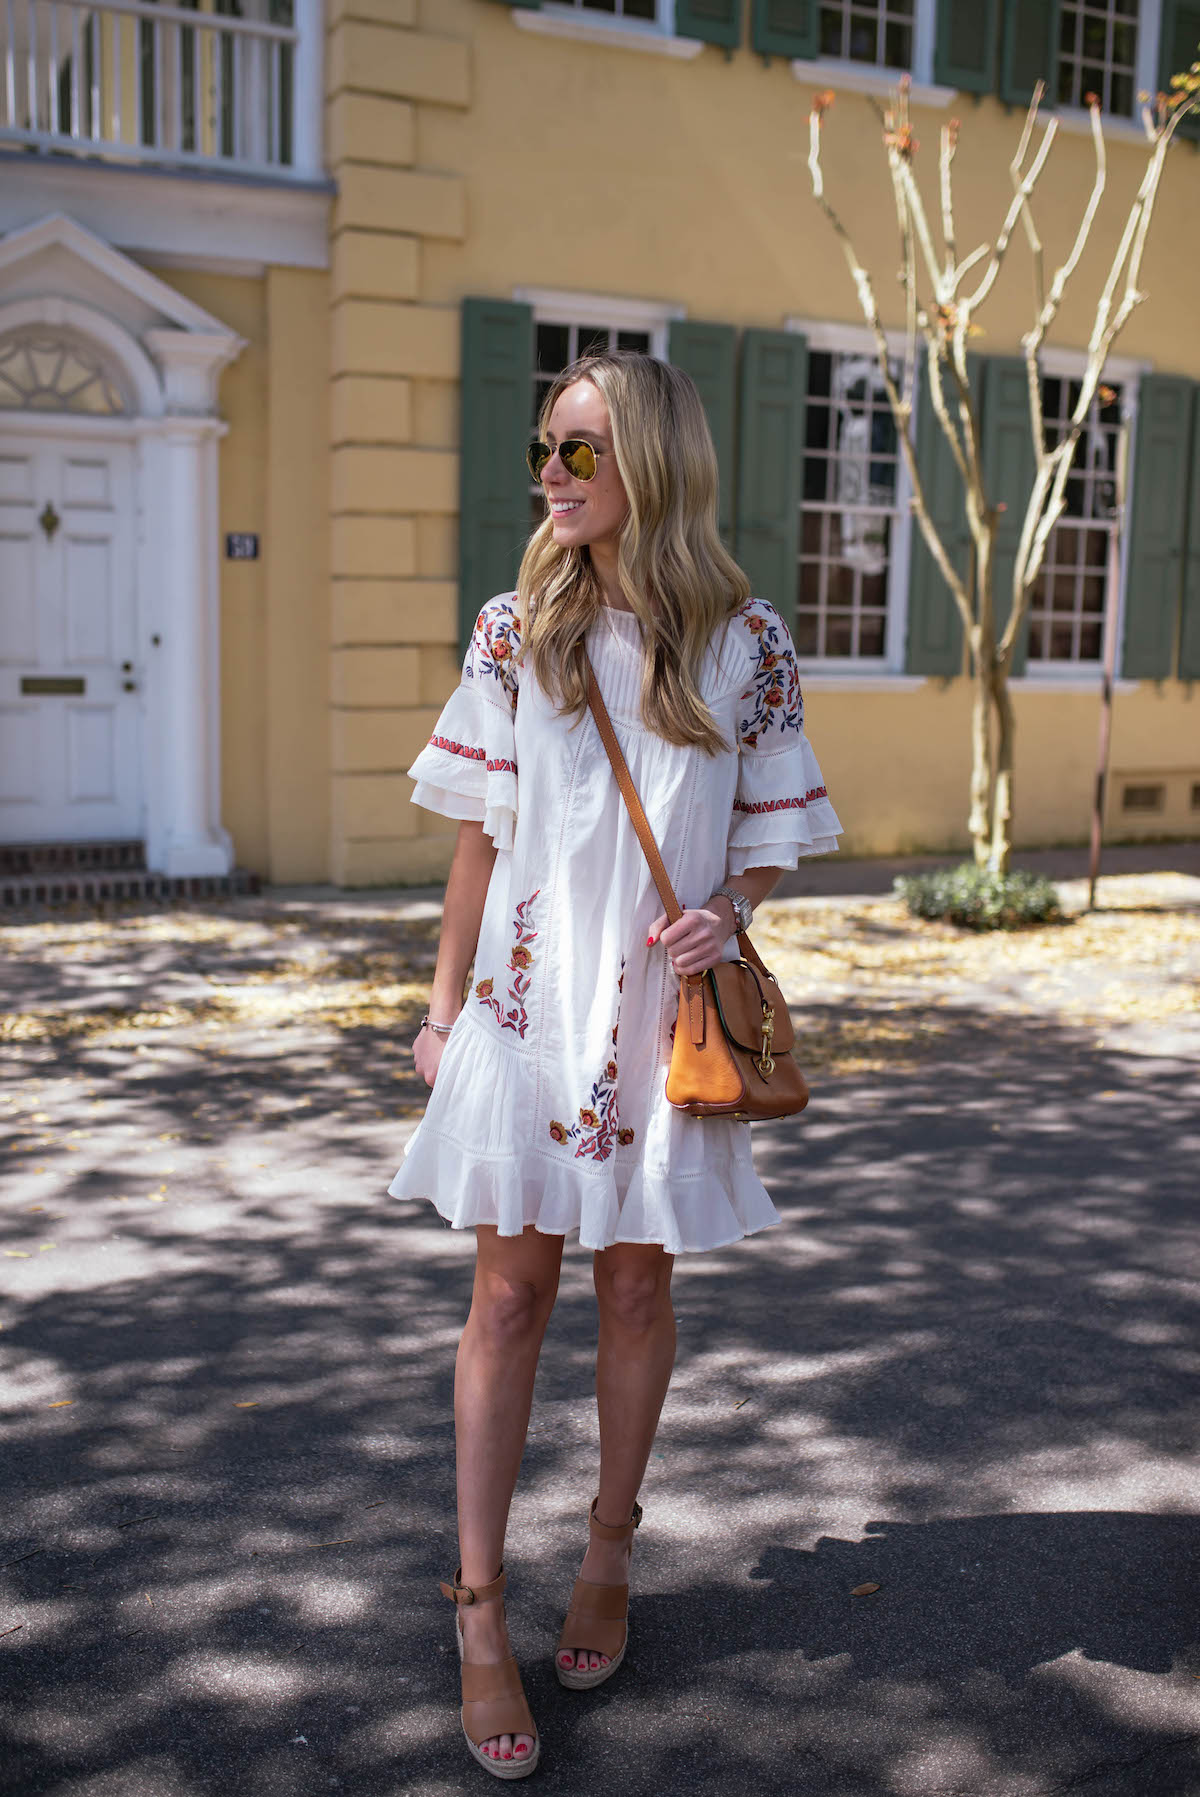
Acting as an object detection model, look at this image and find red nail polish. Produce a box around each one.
[503,1752,512,1760]
[647,935,654,946]
[516,1746,528,1756]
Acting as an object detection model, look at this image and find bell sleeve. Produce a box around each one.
[407,595,521,852]
[727,603,843,874]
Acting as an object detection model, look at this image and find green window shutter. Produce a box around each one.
[905,352,982,677]
[934,0,999,92]
[750,0,818,60]
[734,329,807,625]
[979,356,1037,674]
[488,1,541,10]
[668,320,738,542]
[675,0,742,49]
[1180,385,1200,678]
[1159,0,1200,141]
[999,0,1060,105]
[1122,375,1195,679]
[459,297,534,651]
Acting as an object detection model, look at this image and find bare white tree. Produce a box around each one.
[807,64,1200,871]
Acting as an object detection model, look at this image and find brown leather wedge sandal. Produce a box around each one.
[440,1567,540,1780]
[555,1498,643,1691]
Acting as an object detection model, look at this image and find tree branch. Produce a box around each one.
[963,94,1057,314]
[939,116,959,279]
[807,101,971,628]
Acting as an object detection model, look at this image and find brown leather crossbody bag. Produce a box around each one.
[585,656,809,1123]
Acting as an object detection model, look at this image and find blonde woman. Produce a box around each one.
[389,351,841,1778]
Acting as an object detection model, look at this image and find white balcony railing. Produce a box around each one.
[2,0,322,180]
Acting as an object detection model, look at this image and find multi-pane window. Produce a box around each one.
[564,0,659,20]
[796,350,901,660]
[1056,0,1138,117]
[819,0,914,70]
[529,321,653,530]
[1027,378,1122,664]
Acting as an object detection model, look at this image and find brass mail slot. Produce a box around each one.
[21,676,86,696]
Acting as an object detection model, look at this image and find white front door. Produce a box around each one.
[0,435,142,843]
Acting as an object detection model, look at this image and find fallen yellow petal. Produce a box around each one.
[233,1401,259,1409]
[3,1251,30,1259]
[48,1400,74,1408]
[38,1244,56,1252]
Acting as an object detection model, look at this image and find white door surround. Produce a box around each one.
[0,213,245,877]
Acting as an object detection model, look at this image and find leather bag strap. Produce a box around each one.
[587,651,751,1050]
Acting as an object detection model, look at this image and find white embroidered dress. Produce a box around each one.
[388,594,842,1254]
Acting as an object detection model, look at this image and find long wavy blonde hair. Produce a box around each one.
[517,351,751,754]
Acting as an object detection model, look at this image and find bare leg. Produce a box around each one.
[558,1242,676,1674]
[456,1224,564,1763]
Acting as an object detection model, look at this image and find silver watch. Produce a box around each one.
[713,884,753,933]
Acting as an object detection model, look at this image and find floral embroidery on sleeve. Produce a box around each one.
[466,599,521,714]
[736,600,804,749]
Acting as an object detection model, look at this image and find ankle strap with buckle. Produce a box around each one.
[440,1566,507,1606]
[588,1498,643,1540]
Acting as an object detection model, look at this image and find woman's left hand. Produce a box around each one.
[648,898,736,978]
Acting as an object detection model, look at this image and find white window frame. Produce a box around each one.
[513,288,684,364]
[515,287,685,534]
[1015,345,1146,688]
[1050,0,1162,136]
[790,0,957,107]
[1054,0,1145,119]
[512,0,704,60]
[785,317,918,681]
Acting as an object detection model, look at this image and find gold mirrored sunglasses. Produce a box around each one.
[526,438,599,483]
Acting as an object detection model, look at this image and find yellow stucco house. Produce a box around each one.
[1,0,1198,894]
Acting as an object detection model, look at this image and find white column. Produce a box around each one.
[142,326,245,879]
[156,416,233,877]
[291,0,324,181]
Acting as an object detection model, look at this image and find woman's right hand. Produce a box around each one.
[413,1019,455,1088]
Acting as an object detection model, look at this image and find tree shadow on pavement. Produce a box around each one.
[2,986,1199,1796]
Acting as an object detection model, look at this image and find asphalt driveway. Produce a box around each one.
[2,865,1199,1797]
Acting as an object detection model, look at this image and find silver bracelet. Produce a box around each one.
[419,1015,455,1037]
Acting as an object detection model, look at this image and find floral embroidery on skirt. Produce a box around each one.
[477,889,539,1038]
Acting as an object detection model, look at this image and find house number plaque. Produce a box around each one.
[225,533,260,561]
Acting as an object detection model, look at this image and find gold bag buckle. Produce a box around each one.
[758,1003,775,1077]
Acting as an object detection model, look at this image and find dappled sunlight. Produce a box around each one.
[2,882,1198,1792]
[1038,1648,1200,1735]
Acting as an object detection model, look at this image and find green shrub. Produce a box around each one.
[893,863,1063,930]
